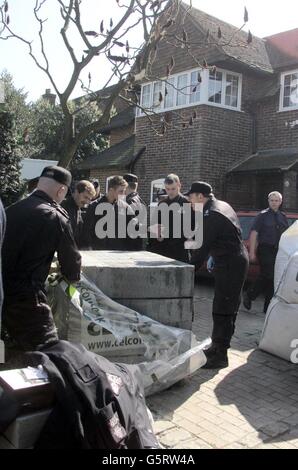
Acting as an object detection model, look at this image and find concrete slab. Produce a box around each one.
[81,251,194,299]
[117,298,193,330]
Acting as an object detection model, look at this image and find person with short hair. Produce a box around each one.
[82,175,130,250]
[123,173,146,250]
[243,191,288,313]
[187,181,248,369]
[62,180,96,248]
[149,173,190,263]
[2,166,81,351]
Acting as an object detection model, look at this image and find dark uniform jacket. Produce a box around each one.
[26,341,159,449]
[251,208,288,248]
[2,190,81,298]
[125,191,147,251]
[149,194,190,262]
[82,195,130,251]
[61,196,84,248]
[191,196,244,267]
[0,198,6,317]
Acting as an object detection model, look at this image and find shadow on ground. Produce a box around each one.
[213,349,298,446]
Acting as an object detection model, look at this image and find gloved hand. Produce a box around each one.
[207,256,215,273]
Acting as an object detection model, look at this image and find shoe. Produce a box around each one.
[202,346,229,370]
[243,292,252,310]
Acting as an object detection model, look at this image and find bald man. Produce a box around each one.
[2,166,81,351]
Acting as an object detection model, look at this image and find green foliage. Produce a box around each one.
[0,69,108,168]
[0,110,21,207]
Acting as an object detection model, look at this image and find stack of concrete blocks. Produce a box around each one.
[0,409,51,449]
[81,251,194,331]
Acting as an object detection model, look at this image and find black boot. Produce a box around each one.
[202,345,229,369]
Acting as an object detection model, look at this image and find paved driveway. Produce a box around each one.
[148,280,298,449]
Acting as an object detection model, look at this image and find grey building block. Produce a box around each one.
[116,297,193,330]
[81,251,194,299]
[4,409,51,449]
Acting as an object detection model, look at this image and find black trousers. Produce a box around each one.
[212,248,249,348]
[2,290,58,351]
[247,244,278,311]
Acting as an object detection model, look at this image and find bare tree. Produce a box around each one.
[0,0,252,167]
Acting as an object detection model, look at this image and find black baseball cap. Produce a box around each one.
[123,173,138,184]
[40,166,72,187]
[185,181,213,196]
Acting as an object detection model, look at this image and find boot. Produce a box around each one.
[202,345,229,369]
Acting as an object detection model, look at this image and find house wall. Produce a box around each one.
[257,94,298,150]
[90,167,123,194]
[110,124,135,147]
[134,72,255,204]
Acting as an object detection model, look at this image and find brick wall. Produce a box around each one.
[110,124,134,147]
[134,71,254,204]
[257,94,298,150]
[90,168,123,194]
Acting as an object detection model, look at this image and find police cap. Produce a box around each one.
[123,173,138,184]
[185,181,213,196]
[40,166,72,187]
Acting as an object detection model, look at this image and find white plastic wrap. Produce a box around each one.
[48,273,200,363]
[47,273,207,394]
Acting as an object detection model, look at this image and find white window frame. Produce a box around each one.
[279,69,298,112]
[137,67,242,116]
[150,178,165,206]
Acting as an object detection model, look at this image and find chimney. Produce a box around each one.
[42,88,56,106]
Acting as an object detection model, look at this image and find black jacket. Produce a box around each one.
[191,196,244,267]
[82,195,134,251]
[27,341,159,449]
[149,194,190,263]
[2,190,81,297]
[61,196,84,248]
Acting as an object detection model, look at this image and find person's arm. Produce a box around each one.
[57,219,81,283]
[190,214,222,268]
[80,202,95,249]
[249,230,258,263]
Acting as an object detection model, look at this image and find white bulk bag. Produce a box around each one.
[275,221,298,291]
[259,297,298,362]
[275,251,298,304]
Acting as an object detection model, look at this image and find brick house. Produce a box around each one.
[78,4,298,210]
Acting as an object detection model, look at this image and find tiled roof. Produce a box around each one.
[77,135,145,170]
[100,107,135,134]
[265,29,298,70]
[182,3,273,74]
[228,149,298,174]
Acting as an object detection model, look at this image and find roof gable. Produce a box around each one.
[182,4,273,74]
[265,29,298,70]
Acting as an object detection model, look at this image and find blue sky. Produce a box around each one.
[1,0,298,102]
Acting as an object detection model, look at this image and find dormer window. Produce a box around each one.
[280,70,298,111]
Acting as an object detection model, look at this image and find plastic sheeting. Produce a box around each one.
[47,274,207,395]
